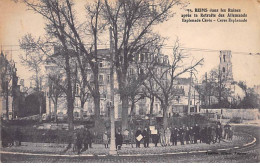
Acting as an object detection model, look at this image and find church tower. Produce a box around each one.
[219,50,233,82]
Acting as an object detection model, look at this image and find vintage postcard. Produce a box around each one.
[0,0,259,163]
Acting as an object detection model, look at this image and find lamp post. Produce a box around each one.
[109,27,117,155]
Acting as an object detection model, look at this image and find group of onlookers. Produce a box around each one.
[72,128,93,154]
[1,127,22,147]
[2,122,233,154]
[108,122,233,150]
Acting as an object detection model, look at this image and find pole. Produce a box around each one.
[109,27,117,155]
[6,81,9,120]
[187,70,192,115]
[194,87,196,113]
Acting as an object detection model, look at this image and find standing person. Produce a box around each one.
[211,126,216,144]
[135,127,142,148]
[14,128,22,146]
[152,132,160,147]
[227,126,233,140]
[223,123,229,139]
[193,124,200,144]
[115,130,123,150]
[171,127,178,146]
[76,131,82,155]
[159,127,166,147]
[185,127,190,144]
[89,130,93,148]
[178,127,184,145]
[129,129,135,148]
[216,124,223,143]
[82,127,91,152]
[200,126,207,143]
[165,127,171,146]
[72,131,78,152]
[207,126,212,144]
[103,131,109,149]
[142,128,150,148]
[189,127,194,144]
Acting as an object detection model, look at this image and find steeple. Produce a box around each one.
[219,50,233,82]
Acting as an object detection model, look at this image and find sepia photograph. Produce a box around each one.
[0,0,260,163]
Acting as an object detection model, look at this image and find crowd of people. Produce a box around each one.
[1,127,22,147]
[69,122,234,154]
[72,128,93,154]
[2,122,233,154]
[112,122,234,150]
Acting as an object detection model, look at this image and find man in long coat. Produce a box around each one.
[82,128,91,152]
[193,124,200,144]
[171,127,178,146]
[115,130,123,150]
[142,128,150,148]
[135,127,142,148]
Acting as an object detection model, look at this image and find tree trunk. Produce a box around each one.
[54,101,58,123]
[93,67,100,123]
[5,84,9,120]
[94,96,100,127]
[130,99,135,127]
[121,95,129,132]
[64,53,74,132]
[162,103,168,129]
[130,99,135,117]
[80,101,85,120]
[67,94,74,131]
[149,96,154,125]
[39,93,42,123]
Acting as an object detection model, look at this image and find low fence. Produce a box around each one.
[200,108,259,120]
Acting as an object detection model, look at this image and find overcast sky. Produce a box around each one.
[0,0,260,87]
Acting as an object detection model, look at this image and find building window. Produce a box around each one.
[99,75,104,84]
[76,84,79,95]
[99,62,103,68]
[140,54,144,62]
[129,68,134,75]
[145,53,148,61]
[223,67,225,72]
[107,75,110,83]
[139,109,144,115]
[223,55,226,62]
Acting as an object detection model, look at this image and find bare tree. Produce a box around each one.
[21,0,106,130]
[196,72,216,107]
[127,46,160,125]
[144,42,203,129]
[210,67,232,107]
[48,74,64,122]
[103,0,185,131]
[19,34,45,92]
[76,64,90,120]
[21,0,81,131]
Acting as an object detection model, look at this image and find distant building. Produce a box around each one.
[0,51,20,119]
[219,50,233,82]
[169,78,201,116]
[44,46,176,119]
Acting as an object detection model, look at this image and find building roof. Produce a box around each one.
[175,77,192,85]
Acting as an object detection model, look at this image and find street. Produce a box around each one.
[1,125,259,163]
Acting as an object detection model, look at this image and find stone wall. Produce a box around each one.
[200,108,259,120]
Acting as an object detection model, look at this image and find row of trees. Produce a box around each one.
[18,0,204,131]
